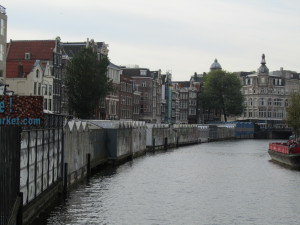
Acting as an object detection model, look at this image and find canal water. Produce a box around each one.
[33,140,300,225]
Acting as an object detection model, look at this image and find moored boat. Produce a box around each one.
[268,142,300,169]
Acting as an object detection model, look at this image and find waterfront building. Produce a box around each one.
[161,72,172,123]
[0,5,6,85]
[171,86,180,124]
[122,67,155,122]
[178,86,189,124]
[6,60,54,111]
[119,74,133,120]
[151,70,163,123]
[238,54,300,128]
[6,37,62,113]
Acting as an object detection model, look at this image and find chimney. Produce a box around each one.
[18,63,24,77]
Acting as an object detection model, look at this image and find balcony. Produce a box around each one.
[0,5,6,14]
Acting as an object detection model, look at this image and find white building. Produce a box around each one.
[238,54,300,128]
[5,60,54,111]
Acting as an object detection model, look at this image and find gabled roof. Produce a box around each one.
[7,40,56,61]
[6,60,37,78]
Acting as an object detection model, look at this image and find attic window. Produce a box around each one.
[25,52,31,60]
[140,70,147,76]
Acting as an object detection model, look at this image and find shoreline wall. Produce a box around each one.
[21,120,254,224]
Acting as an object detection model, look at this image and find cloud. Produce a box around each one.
[3,0,300,80]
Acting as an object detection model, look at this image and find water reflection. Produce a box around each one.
[33,140,300,225]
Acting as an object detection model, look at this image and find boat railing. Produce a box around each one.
[269,142,300,154]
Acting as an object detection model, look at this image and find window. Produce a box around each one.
[25,52,31,60]
[254,98,257,106]
[44,99,47,110]
[36,69,39,78]
[259,98,265,106]
[38,83,41,95]
[44,84,48,95]
[285,99,288,107]
[0,44,3,61]
[0,19,4,36]
[49,85,52,95]
[140,70,147,76]
[34,82,37,95]
[268,98,272,106]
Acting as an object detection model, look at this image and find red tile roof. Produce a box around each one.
[6,60,36,78]
[7,40,55,61]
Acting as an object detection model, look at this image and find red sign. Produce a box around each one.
[0,96,44,126]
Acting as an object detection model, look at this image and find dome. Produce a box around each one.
[257,54,269,74]
[210,59,222,71]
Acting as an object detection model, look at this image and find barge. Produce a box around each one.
[268,142,300,169]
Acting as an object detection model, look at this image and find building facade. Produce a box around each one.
[238,54,300,128]
[119,74,133,120]
[122,68,155,122]
[6,60,54,111]
[6,38,62,112]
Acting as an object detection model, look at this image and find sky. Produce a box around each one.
[2,0,300,81]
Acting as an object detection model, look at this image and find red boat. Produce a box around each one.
[268,142,300,169]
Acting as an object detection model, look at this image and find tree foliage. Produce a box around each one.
[65,47,112,119]
[286,92,300,138]
[199,70,244,122]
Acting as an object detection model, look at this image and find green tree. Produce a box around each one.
[199,70,244,122]
[285,92,300,139]
[65,47,112,119]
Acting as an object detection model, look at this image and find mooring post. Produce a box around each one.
[16,192,23,225]
[164,137,168,150]
[63,163,68,194]
[87,153,91,180]
[152,138,155,152]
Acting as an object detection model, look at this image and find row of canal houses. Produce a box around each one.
[1,34,207,124]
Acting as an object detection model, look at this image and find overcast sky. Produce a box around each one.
[2,0,300,80]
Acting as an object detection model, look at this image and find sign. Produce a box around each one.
[0,96,44,126]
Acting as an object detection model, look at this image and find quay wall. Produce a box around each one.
[20,120,254,224]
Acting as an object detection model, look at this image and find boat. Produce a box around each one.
[268,142,300,169]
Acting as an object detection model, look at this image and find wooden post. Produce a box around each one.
[63,163,68,194]
[87,153,91,180]
[16,192,23,225]
[152,138,155,152]
[164,137,168,150]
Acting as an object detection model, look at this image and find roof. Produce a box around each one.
[7,40,56,61]
[257,54,269,75]
[62,42,86,58]
[62,41,106,58]
[210,59,222,70]
[6,60,37,78]
[122,68,152,77]
[108,62,122,70]
[173,81,190,88]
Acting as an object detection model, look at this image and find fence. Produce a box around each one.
[20,114,64,206]
[0,126,21,225]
